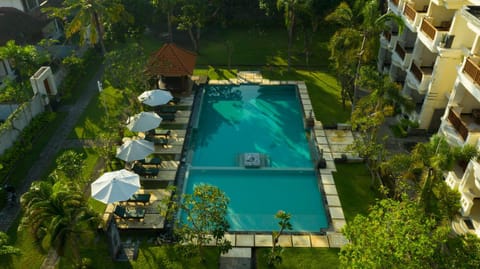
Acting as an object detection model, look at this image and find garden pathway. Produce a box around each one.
[0,64,105,234]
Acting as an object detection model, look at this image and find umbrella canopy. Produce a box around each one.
[126,112,163,132]
[138,89,173,106]
[91,169,140,204]
[116,139,154,162]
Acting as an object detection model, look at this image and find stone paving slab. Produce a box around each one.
[316,136,328,144]
[255,234,273,247]
[321,174,335,185]
[333,219,347,232]
[292,235,311,247]
[328,233,349,248]
[277,235,293,247]
[310,235,329,247]
[329,207,345,219]
[220,248,252,269]
[225,233,236,246]
[323,184,338,195]
[326,195,342,207]
[222,247,251,258]
[236,234,255,247]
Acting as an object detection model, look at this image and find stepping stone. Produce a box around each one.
[329,207,345,219]
[323,184,338,195]
[321,174,335,185]
[326,195,342,207]
[277,235,292,247]
[332,219,347,232]
[292,235,311,247]
[327,233,349,248]
[236,234,254,247]
[310,235,329,247]
[255,234,273,247]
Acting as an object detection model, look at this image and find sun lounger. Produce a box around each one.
[114,205,146,219]
[157,113,176,121]
[155,105,177,114]
[154,129,171,137]
[139,157,162,167]
[127,193,151,204]
[133,165,160,178]
[145,136,169,146]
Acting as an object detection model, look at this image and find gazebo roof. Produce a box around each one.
[146,43,197,77]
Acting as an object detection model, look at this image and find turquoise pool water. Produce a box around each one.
[185,84,328,232]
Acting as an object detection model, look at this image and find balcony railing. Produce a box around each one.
[420,18,436,40]
[410,62,423,82]
[463,58,480,85]
[404,4,416,21]
[448,109,468,141]
[395,43,406,60]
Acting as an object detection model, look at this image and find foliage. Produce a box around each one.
[266,210,293,267]
[257,248,340,269]
[20,180,99,262]
[0,40,50,80]
[340,198,450,268]
[103,42,149,92]
[380,135,477,220]
[44,0,128,55]
[0,79,30,103]
[165,184,232,260]
[0,112,57,186]
[104,0,150,42]
[55,150,85,181]
[0,232,20,257]
[326,0,403,107]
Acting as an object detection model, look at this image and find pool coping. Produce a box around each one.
[201,76,348,248]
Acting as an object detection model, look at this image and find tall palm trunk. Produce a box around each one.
[93,11,106,55]
[352,33,367,113]
[187,27,198,52]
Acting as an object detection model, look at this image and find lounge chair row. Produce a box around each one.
[114,205,146,220]
[132,165,159,178]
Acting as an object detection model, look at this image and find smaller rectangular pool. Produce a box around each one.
[185,168,328,232]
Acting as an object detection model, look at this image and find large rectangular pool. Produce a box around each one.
[185,84,328,232]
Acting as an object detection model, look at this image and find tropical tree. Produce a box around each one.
[56,150,85,182]
[340,197,450,268]
[20,181,99,262]
[350,66,412,183]
[266,210,292,267]
[326,0,403,108]
[0,40,50,80]
[43,0,127,55]
[276,0,302,70]
[381,135,478,219]
[164,184,232,260]
[151,0,178,42]
[176,0,222,52]
[103,42,149,92]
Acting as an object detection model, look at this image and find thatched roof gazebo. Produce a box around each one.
[145,43,197,94]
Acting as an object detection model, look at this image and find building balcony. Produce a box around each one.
[464,57,480,85]
[392,42,414,69]
[389,0,406,15]
[381,30,399,50]
[431,0,468,10]
[406,62,433,94]
[441,107,480,146]
[458,57,480,100]
[418,18,452,51]
[403,3,428,32]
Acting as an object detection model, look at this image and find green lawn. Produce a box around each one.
[256,248,340,269]
[333,163,380,222]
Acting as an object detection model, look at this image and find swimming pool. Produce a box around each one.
[185,84,328,232]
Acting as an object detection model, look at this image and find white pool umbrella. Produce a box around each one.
[116,139,154,162]
[126,112,163,132]
[91,169,140,204]
[138,89,173,106]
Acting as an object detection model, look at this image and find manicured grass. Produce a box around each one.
[256,247,340,269]
[58,238,220,269]
[333,163,380,222]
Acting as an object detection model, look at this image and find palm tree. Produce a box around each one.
[20,181,99,262]
[276,0,301,71]
[43,0,126,55]
[326,0,403,110]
